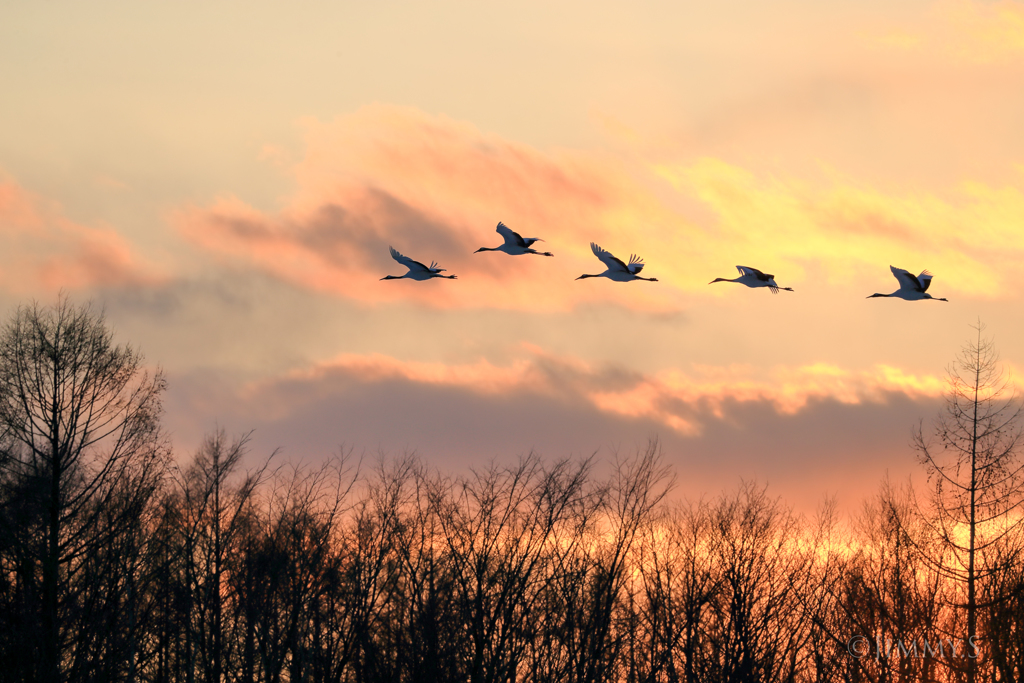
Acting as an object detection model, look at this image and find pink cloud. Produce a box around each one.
[0,175,163,293]
[174,105,685,312]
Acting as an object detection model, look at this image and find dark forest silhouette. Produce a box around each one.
[1,298,1023,683]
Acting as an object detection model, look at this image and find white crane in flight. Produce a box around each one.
[576,242,658,282]
[381,246,457,281]
[867,266,947,301]
[709,266,794,294]
[475,222,553,256]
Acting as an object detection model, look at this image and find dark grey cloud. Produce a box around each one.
[293,189,468,272]
[193,185,541,282]
[162,361,944,517]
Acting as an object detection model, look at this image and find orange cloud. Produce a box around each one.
[247,349,948,436]
[0,175,162,293]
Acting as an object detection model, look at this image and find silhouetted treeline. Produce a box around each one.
[2,300,1024,683]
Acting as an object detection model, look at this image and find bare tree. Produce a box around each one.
[172,430,273,683]
[701,481,809,683]
[797,497,854,683]
[0,296,168,683]
[845,481,944,683]
[244,455,353,683]
[628,497,721,683]
[432,452,597,683]
[981,541,1024,681]
[536,442,672,683]
[913,324,1024,683]
[376,456,488,683]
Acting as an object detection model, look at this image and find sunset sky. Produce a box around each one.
[3,0,1024,512]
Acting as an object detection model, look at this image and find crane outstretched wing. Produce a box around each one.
[917,270,933,292]
[627,254,646,274]
[737,266,772,281]
[591,242,630,273]
[890,266,924,292]
[496,222,526,248]
[389,246,430,273]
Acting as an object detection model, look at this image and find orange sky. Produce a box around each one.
[2,0,1024,513]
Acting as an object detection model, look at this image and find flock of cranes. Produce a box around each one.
[382,222,949,301]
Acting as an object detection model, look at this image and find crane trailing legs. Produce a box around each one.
[867,266,947,301]
[381,246,458,281]
[709,266,793,294]
[576,242,658,282]
[475,222,553,256]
